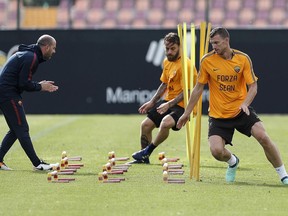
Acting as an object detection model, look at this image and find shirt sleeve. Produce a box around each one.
[197,60,209,84]
[160,61,168,84]
[243,55,258,85]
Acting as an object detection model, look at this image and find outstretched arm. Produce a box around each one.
[176,82,205,129]
[138,83,167,114]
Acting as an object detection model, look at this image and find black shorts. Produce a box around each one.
[208,106,261,145]
[147,100,184,131]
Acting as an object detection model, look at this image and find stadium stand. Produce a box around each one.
[0,0,288,29]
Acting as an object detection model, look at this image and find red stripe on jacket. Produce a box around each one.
[28,53,37,81]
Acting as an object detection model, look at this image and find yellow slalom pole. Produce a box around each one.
[177,23,192,170]
[191,22,204,180]
[192,21,211,181]
[188,23,196,179]
[205,22,212,54]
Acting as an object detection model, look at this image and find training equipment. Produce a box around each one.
[53,164,77,173]
[58,178,75,181]
[167,170,184,175]
[103,162,112,172]
[163,171,168,181]
[102,171,109,180]
[47,172,52,182]
[167,179,185,184]
[109,158,131,169]
[158,152,180,164]
[61,157,83,170]
[47,171,75,183]
[61,151,82,161]
[108,151,115,159]
[103,179,121,183]
[56,168,77,172]
[102,165,124,174]
[108,151,129,161]
[114,157,129,161]
[112,167,128,172]
[97,151,130,183]
[161,158,180,164]
[52,179,70,183]
[103,159,128,174]
[162,163,183,171]
[158,152,165,160]
[178,21,211,181]
[98,171,124,183]
[163,171,185,184]
[109,158,116,166]
[51,171,58,181]
[109,170,124,174]
[57,171,74,175]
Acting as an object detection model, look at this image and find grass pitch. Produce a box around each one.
[0,114,288,216]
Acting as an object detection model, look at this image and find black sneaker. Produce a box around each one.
[132,148,150,163]
[34,161,59,171]
[127,158,150,164]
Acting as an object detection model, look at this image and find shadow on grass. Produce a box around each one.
[201,178,287,188]
[19,169,97,176]
[201,165,253,171]
[231,181,287,188]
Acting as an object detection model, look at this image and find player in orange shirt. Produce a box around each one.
[131,32,197,164]
[177,27,288,185]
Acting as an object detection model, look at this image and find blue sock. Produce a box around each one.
[145,143,157,155]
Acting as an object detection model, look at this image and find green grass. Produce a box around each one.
[1,114,288,216]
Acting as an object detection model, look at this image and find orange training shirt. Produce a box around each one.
[160,56,196,108]
[198,49,258,118]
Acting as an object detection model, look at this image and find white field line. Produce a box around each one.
[31,116,80,141]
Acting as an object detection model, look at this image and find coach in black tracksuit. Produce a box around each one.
[0,34,59,171]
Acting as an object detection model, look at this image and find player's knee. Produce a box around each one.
[258,134,272,149]
[255,132,270,145]
[159,118,173,130]
[141,119,153,131]
[210,147,224,161]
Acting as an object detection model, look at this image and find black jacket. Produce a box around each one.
[0,44,46,103]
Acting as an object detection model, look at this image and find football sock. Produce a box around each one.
[275,164,288,180]
[227,154,237,167]
[146,143,157,155]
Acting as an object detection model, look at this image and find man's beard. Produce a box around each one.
[166,51,179,62]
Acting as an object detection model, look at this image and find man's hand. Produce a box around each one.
[39,80,58,92]
[176,113,189,129]
[240,104,250,115]
[138,101,154,114]
[156,102,170,115]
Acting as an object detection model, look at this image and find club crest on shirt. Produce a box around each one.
[234,66,240,73]
[18,100,22,106]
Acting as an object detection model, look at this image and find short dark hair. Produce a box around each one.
[210,27,230,39]
[164,32,180,45]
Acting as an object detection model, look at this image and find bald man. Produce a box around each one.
[0,34,59,171]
